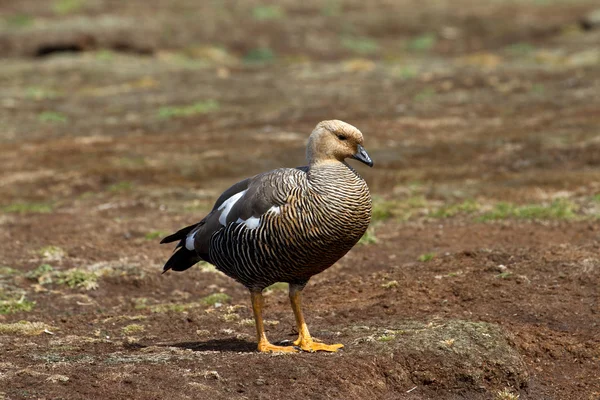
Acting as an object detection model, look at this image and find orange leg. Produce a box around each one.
[289,284,344,352]
[251,291,298,353]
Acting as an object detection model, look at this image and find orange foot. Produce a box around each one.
[294,338,344,353]
[257,341,299,353]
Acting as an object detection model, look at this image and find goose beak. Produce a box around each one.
[352,144,374,167]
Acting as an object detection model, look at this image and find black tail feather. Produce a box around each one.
[162,247,201,274]
[160,223,198,244]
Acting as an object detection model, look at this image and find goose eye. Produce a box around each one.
[337,134,347,141]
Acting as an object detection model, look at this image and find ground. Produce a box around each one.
[1,0,600,399]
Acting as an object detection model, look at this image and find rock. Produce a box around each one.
[370,320,529,390]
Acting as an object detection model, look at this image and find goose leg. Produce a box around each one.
[289,284,344,352]
[251,291,298,353]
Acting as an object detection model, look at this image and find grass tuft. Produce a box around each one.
[202,293,231,306]
[418,253,435,262]
[495,388,520,400]
[145,231,167,240]
[57,269,98,290]
[3,202,54,214]
[341,36,379,55]
[0,296,35,314]
[0,321,51,335]
[407,33,437,51]
[53,0,86,15]
[26,264,54,284]
[107,181,133,192]
[243,48,276,64]
[39,111,67,123]
[122,324,145,335]
[479,199,577,221]
[158,100,219,119]
[358,227,377,245]
[430,200,479,218]
[252,5,284,20]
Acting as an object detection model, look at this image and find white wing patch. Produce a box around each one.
[269,206,281,215]
[218,190,247,226]
[185,232,196,251]
[236,216,261,229]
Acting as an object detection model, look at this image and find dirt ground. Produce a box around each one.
[1,1,600,399]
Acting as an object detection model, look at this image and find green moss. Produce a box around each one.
[57,269,98,290]
[321,0,342,16]
[252,5,284,20]
[122,324,145,335]
[202,293,231,306]
[414,87,436,102]
[341,36,379,55]
[506,42,535,56]
[479,199,578,221]
[3,202,54,214]
[39,111,67,123]
[265,282,288,292]
[0,321,51,335]
[243,48,276,64]
[26,87,60,100]
[358,227,377,245]
[0,266,18,275]
[144,231,166,240]
[4,14,34,27]
[26,264,54,281]
[407,33,437,51]
[107,181,133,192]
[39,245,66,260]
[53,0,86,15]
[0,296,35,314]
[418,253,435,262]
[158,100,220,119]
[430,200,480,218]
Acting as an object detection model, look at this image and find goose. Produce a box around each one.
[161,120,373,352]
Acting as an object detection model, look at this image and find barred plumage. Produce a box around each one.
[161,120,373,353]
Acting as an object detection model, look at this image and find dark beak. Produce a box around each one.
[351,144,374,167]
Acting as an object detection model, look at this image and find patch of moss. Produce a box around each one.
[341,36,379,55]
[243,48,276,64]
[3,202,54,214]
[0,296,35,314]
[38,245,66,261]
[265,282,288,292]
[53,0,86,15]
[57,269,98,290]
[430,200,480,218]
[0,266,18,275]
[144,231,166,240]
[26,264,54,284]
[418,253,435,262]
[0,321,51,335]
[358,227,377,245]
[39,111,67,123]
[122,324,145,335]
[202,293,231,306]
[252,5,284,20]
[479,199,578,221]
[158,100,219,119]
[407,33,437,51]
[107,181,133,192]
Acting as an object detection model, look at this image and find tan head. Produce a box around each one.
[306,120,373,167]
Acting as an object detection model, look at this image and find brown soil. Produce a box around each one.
[1,1,600,399]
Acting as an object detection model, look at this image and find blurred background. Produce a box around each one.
[1,1,600,399]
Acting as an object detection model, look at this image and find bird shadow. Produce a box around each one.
[127,338,257,353]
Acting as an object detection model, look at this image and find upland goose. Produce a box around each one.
[161,120,373,353]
